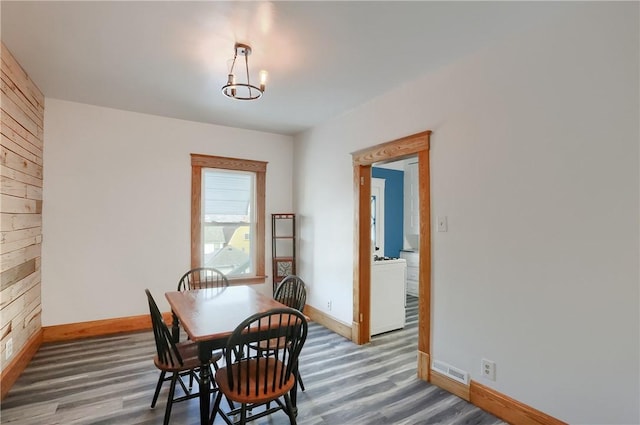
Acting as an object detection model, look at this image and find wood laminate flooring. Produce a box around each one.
[1,296,505,425]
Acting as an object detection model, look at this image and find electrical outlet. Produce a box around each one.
[437,216,448,232]
[481,358,496,381]
[327,300,332,311]
[5,337,13,360]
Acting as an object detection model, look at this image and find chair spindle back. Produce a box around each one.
[274,275,306,312]
[177,267,229,291]
[224,308,307,398]
[145,289,183,368]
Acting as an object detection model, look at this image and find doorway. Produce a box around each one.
[350,130,432,381]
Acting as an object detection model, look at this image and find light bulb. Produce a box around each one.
[259,70,268,92]
[230,74,236,97]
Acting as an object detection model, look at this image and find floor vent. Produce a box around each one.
[431,359,469,385]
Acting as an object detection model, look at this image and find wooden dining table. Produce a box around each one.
[165,285,300,425]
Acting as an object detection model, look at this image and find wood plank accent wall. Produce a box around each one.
[0,43,45,385]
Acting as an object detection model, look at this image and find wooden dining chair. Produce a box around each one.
[172,267,230,342]
[273,275,307,391]
[274,275,306,312]
[209,308,308,425]
[145,289,222,425]
[177,267,229,291]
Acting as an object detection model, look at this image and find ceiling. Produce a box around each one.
[1,1,572,136]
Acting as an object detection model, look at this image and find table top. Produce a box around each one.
[165,285,289,342]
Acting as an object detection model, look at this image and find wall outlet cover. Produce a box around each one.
[437,216,448,232]
[481,358,496,381]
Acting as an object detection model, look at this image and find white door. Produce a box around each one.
[371,178,385,257]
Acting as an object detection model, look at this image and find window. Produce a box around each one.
[191,154,267,283]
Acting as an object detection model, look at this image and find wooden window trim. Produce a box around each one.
[190,154,267,282]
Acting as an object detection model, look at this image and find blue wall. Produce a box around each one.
[372,167,404,257]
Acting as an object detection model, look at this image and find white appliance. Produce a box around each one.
[370,258,406,336]
[399,250,419,297]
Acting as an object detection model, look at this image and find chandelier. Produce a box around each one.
[222,43,267,101]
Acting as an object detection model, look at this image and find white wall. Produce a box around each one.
[293,3,639,424]
[42,99,293,325]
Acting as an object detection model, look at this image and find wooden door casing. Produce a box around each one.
[351,130,431,380]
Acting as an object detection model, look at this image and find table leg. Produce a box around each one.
[290,362,299,416]
[198,344,211,425]
[171,311,180,343]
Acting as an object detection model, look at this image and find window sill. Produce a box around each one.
[228,276,268,285]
